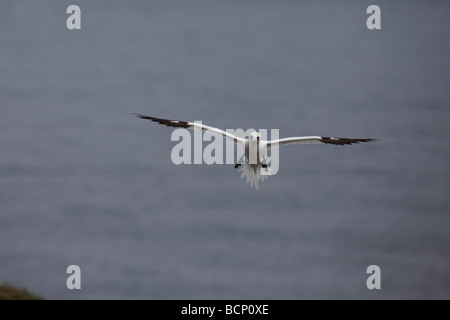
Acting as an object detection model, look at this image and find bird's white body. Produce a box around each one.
[238,132,270,190]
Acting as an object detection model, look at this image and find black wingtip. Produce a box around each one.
[133,113,150,119]
[321,137,377,146]
[360,138,377,143]
[132,114,191,128]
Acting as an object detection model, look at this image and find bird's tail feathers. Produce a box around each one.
[238,164,271,190]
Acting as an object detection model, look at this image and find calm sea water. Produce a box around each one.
[1,0,449,299]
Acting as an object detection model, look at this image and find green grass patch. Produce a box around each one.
[0,284,43,300]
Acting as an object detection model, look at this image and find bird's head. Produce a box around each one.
[250,132,262,142]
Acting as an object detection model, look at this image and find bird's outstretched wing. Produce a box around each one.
[133,114,246,145]
[266,136,375,149]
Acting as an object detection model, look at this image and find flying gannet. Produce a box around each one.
[134,114,375,189]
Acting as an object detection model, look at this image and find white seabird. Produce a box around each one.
[134,114,375,190]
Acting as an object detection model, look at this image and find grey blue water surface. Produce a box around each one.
[0,0,449,299]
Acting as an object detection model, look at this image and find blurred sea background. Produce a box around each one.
[0,0,449,299]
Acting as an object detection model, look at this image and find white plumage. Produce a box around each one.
[134,114,375,189]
